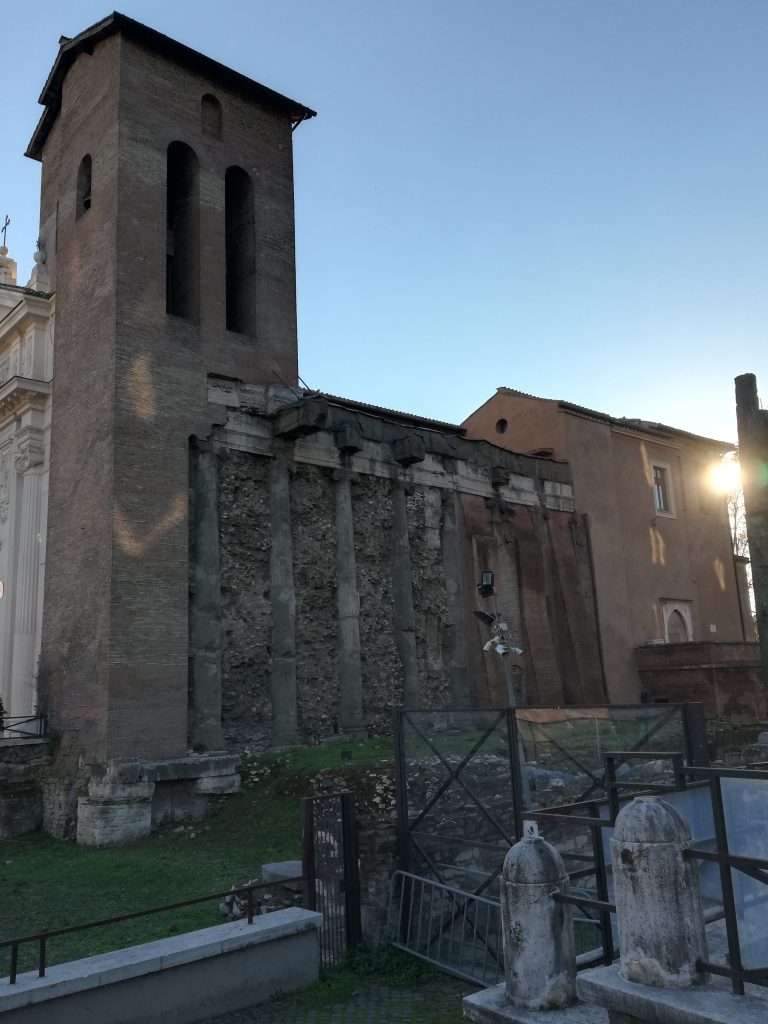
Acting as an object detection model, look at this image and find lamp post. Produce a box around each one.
[474,570,526,707]
[474,570,531,813]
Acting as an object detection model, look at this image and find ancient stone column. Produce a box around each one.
[611,797,707,988]
[500,836,576,1010]
[391,481,419,707]
[188,439,225,751]
[269,451,298,746]
[334,467,364,734]
[736,373,768,687]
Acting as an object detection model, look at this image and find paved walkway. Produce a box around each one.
[204,978,471,1024]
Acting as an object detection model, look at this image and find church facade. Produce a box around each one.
[2,14,607,843]
[0,246,53,725]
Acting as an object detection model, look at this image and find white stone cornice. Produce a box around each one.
[0,378,51,423]
[0,294,53,342]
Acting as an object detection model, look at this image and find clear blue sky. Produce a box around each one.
[3,1,766,443]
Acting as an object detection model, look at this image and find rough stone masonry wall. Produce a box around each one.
[217,455,460,749]
[352,475,403,735]
[407,487,451,708]
[291,464,338,740]
[219,450,273,750]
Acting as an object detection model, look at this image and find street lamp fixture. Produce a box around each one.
[477,570,495,598]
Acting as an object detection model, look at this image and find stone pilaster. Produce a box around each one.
[9,431,46,718]
[0,446,16,714]
[441,490,469,705]
[391,480,419,708]
[188,439,225,751]
[269,449,298,746]
[334,466,364,734]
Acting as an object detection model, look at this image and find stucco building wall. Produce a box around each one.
[464,390,744,703]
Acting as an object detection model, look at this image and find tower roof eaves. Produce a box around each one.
[26,11,317,160]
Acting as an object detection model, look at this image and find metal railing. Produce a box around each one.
[604,755,768,995]
[604,750,689,821]
[684,764,768,995]
[0,715,47,739]
[527,799,615,967]
[1,877,302,985]
[387,870,503,987]
[529,750,704,968]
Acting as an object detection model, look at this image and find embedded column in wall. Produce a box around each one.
[188,438,225,751]
[334,466,364,734]
[0,447,17,714]
[269,447,298,746]
[391,480,419,707]
[442,490,469,705]
[9,437,45,718]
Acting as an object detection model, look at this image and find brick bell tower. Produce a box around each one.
[29,14,314,838]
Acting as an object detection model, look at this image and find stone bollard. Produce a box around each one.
[611,797,707,988]
[501,835,576,1010]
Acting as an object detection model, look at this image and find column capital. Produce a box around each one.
[14,427,45,474]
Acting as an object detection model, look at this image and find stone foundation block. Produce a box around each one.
[144,753,239,784]
[76,769,154,847]
[577,964,768,1024]
[0,782,42,838]
[77,795,152,846]
[193,771,240,795]
[151,781,208,826]
[262,860,303,889]
[463,984,606,1024]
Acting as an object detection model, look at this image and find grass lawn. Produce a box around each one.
[0,737,393,976]
[275,948,470,1024]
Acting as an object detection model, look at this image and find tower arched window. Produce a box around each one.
[225,166,256,335]
[76,154,92,218]
[201,94,223,138]
[166,141,200,321]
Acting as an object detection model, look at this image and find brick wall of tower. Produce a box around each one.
[38,38,122,761]
[39,30,301,764]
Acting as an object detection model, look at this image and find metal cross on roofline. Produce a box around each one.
[1,216,9,248]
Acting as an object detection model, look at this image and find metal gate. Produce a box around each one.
[302,791,362,967]
[387,870,504,986]
[392,704,706,973]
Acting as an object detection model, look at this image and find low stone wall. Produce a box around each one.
[0,739,50,839]
[636,642,765,720]
[0,907,321,1024]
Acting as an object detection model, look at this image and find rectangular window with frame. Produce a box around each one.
[653,465,672,514]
